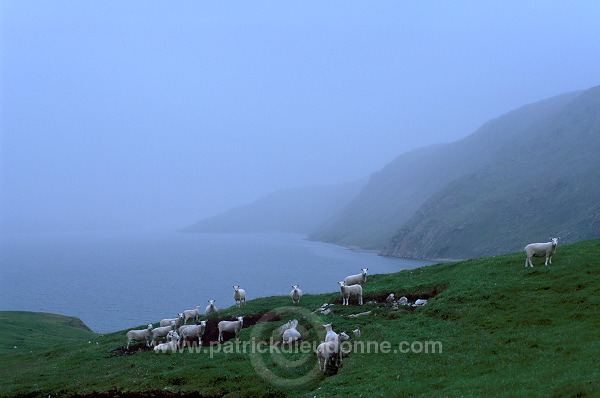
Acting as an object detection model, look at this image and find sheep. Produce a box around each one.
[126,323,153,349]
[153,330,179,352]
[353,328,361,337]
[151,321,176,346]
[218,316,244,343]
[525,237,560,267]
[343,268,368,286]
[179,321,207,348]
[290,285,303,304]
[316,332,350,371]
[205,299,218,315]
[337,281,363,306]
[233,285,246,307]
[323,323,338,342]
[282,319,301,344]
[160,313,183,328]
[182,306,201,324]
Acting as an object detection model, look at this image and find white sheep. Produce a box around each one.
[353,328,361,337]
[290,285,303,304]
[126,323,153,349]
[338,281,363,305]
[153,330,179,352]
[525,237,560,267]
[205,299,218,315]
[282,319,301,344]
[151,321,176,346]
[182,306,201,324]
[343,268,368,286]
[218,316,244,342]
[323,323,338,343]
[233,285,246,307]
[316,332,350,371]
[179,321,207,348]
[160,313,183,328]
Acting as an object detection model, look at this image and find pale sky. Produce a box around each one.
[2,1,600,233]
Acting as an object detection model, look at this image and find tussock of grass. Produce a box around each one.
[2,239,599,397]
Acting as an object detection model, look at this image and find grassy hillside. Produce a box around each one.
[2,239,599,397]
[382,85,600,259]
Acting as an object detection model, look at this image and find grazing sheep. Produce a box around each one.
[126,323,153,349]
[218,316,244,343]
[385,293,395,303]
[290,285,303,304]
[151,321,176,346]
[153,330,179,352]
[160,313,183,328]
[316,332,350,371]
[353,328,361,337]
[179,321,207,348]
[343,268,368,286]
[282,319,301,344]
[182,306,201,324]
[233,285,246,307]
[205,299,218,315]
[525,237,560,267]
[338,281,363,306]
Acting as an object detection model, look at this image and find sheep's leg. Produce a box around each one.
[359,295,363,305]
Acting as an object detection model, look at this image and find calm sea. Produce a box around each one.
[0,231,431,333]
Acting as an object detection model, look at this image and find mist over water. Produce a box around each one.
[0,232,431,333]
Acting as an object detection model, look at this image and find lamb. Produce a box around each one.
[218,316,244,343]
[179,321,207,348]
[290,285,303,304]
[316,332,350,371]
[282,319,301,344]
[343,268,368,286]
[323,323,338,342]
[338,281,363,305]
[160,313,183,328]
[182,306,201,324]
[151,321,176,346]
[153,330,179,352]
[126,323,153,349]
[525,237,560,267]
[205,299,218,315]
[233,285,246,307]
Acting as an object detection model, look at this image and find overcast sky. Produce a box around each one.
[1,1,599,233]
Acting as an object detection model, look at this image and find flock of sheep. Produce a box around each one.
[125,237,560,371]
[124,268,370,371]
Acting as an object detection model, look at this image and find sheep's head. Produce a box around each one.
[233,285,241,292]
[147,324,154,330]
[550,237,560,246]
[361,268,368,274]
[323,323,332,331]
[292,285,299,289]
[208,299,215,304]
[339,332,350,341]
[237,316,244,325]
[200,320,207,327]
[337,281,345,287]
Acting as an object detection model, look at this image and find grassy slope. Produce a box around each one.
[1,240,599,397]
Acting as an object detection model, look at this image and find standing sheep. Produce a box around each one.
[205,299,218,315]
[179,321,207,348]
[323,323,338,343]
[151,321,176,346]
[338,281,363,305]
[233,285,246,307]
[316,332,350,371]
[290,285,303,304]
[525,237,560,267]
[218,316,244,342]
[126,323,153,349]
[182,306,201,324]
[344,268,368,286]
[160,313,183,328]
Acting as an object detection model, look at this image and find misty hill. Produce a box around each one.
[310,89,584,250]
[381,85,600,259]
[182,179,366,234]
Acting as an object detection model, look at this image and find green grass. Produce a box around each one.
[2,239,599,397]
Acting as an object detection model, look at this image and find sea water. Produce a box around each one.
[0,231,431,333]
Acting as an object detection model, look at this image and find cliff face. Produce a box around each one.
[380,86,600,259]
[310,90,584,251]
